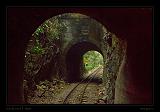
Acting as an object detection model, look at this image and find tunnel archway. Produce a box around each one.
[7,9,152,104]
[66,41,103,82]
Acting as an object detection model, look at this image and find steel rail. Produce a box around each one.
[63,66,102,104]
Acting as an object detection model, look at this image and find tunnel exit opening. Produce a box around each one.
[83,51,103,73]
[82,50,104,83]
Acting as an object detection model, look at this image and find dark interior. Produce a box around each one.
[66,41,102,82]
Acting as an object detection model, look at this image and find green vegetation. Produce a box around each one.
[83,51,103,72]
[32,19,67,40]
[25,16,67,75]
[34,27,44,39]
[24,16,68,101]
[30,40,45,54]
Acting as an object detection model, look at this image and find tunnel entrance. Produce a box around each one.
[66,41,103,82]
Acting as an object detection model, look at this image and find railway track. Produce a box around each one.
[63,66,102,104]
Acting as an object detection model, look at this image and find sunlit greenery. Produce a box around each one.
[30,40,45,54]
[32,17,67,40]
[34,27,44,38]
[83,51,103,72]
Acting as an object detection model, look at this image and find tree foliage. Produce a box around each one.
[83,51,103,72]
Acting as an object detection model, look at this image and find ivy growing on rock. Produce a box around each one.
[30,40,45,54]
[24,15,68,101]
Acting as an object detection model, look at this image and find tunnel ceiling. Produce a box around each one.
[66,41,103,58]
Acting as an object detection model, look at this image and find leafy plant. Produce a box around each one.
[30,39,45,54]
[33,26,45,39]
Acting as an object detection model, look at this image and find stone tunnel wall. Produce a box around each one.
[102,35,127,103]
[60,13,106,81]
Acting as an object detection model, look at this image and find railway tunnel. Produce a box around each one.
[7,8,153,104]
[66,41,103,82]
